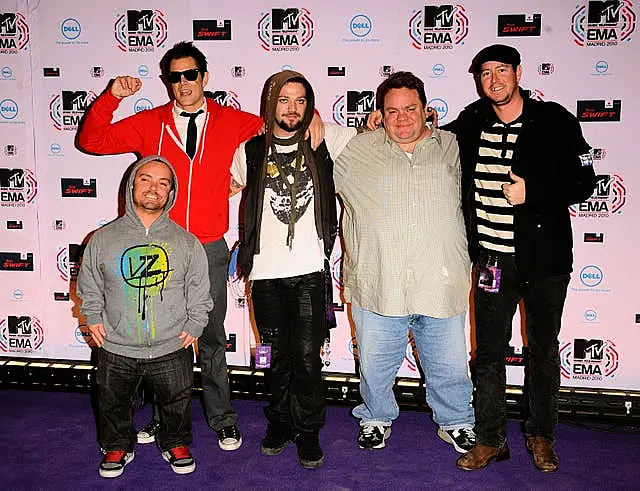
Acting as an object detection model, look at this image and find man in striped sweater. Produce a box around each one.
[445,44,597,473]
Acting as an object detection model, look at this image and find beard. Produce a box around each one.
[275,114,303,133]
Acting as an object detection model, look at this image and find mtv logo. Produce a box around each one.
[0,13,17,34]
[573,338,605,361]
[424,5,455,29]
[127,10,155,32]
[594,174,613,197]
[8,315,32,335]
[68,243,85,263]
[272,8,301,30]
[4,144,16,156]
[588,0,621,24]
[539,63,553,74]
[0,168,24,189]
[380,65,394,76]
[62,91,89,111]
[210,91,233,106]
[346,91,375,113]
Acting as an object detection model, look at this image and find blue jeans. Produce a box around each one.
[352,307,474,429]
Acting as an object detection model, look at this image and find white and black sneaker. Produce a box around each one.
[358,424,391,449]
[218,424,242,451]
[137,420,161,444]
[162,445,196,475]
[438,427,476,453]
[99,450,135,478]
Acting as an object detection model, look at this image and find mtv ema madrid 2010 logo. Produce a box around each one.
[0,168,37,207]
[0,12,29,54]
[115,9,168,53]
[332,90,375,127]
[560,338,619,382]
[49,90,98,131]
[570,173,626,218]
[0,315,44,353]
[258,7,314,51]
[409,4,469,50]
[571,0,636,47]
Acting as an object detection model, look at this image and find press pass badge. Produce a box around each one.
[579,150,594,167]
[255,343,271,369]
[478,256,502,293]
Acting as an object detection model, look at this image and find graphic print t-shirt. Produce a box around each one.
[231,124,356,280]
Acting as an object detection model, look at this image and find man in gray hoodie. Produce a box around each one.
[77,155,213,478]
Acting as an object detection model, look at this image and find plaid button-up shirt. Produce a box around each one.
[334,127,471,318]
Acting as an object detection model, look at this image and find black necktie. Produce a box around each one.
[180,109,203,159]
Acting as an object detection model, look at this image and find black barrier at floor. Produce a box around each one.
[1,357,638,425]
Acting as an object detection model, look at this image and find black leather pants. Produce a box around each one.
[251,271,327,433]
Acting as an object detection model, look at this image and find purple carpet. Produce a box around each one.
[1,389,638,490]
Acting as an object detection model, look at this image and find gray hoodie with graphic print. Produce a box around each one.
[77,155,213,359]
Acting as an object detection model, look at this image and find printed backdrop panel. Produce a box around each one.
[0,0,638,391]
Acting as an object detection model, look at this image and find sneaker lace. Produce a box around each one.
[169,446,191,459]
[221,426,240,439]
[460,428,475,442]
[361,425,378,437]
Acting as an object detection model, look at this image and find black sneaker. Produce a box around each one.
[295,432,324,469]
[99,450,134,478]
[137,420,161,444]
[218,424,242,451]
[358,424,391,449]
[438,427,476,453]
[260,424,291,456]
[162,445,196,475]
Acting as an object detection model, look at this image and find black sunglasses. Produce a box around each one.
[167,68,200,84]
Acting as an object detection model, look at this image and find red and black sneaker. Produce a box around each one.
[99,450,135,478]
[162,445,196,474]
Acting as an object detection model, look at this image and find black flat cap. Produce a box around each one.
[469,44,521,74]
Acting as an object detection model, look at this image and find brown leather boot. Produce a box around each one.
[456,443,510,470]
[526,436,559,472]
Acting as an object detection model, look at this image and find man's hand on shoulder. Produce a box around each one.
[110,76,142,99]
[229,176,244,198]
[366,110,382,131]
[307,111,325,150]
[426,107,439,127]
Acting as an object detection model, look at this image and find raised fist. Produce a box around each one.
[110,76,142,99]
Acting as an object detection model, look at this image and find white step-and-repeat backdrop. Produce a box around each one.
[1,0,638,390]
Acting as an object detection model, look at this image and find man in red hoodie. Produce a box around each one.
[78,41,268,451]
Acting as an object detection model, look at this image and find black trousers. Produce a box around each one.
[251,271,327,434]
[473,253,570,447]
[96,347,194,452]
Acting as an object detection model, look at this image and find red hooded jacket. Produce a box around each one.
[78,91,262,243]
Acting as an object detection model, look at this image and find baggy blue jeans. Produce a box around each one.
[351,307,474,430]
